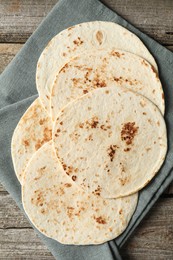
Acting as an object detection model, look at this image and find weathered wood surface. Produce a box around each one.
[0,0,173,45]
[0,0,173,259]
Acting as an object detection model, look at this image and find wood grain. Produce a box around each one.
[0,43,23,73]
[0,0,172,44]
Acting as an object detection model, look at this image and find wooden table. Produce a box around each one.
[0,0,173,259]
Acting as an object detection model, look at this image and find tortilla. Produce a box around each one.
[53,85,167,199]
[22,141,138,245]
[51,49,164,121]
[11,98,52,184]
[36,21,158,114]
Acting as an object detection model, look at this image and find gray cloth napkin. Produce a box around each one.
[0,0,173,259]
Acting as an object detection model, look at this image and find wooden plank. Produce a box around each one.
[0,193,31,228]
[0,229,54,259]
[0,43,23,73]
[0,190,172,259]
[0,0,58,43]
[121,198,173,259]
[0,0,172,44]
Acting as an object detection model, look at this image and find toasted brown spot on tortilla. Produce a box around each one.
[96,31,103,45]
[67,26,74,31]
[46,95,50,100]
[64,183,72,188]
[111,50,122,58]
[151,65,159,79]
[121,122,139,145]
[83,89,88,94]
[141,59,149,67]
[143,112,147,115]
[73,37,84,46]
[124,147,131,152]
[72,175,77,181]
[59,63,69,73]
[39,118,46,125]
[105,90,109,94]
[107,145,119,162]
[146,148,151,152]
[23,139,30,147]
[119,176,130,186]
[119,209,123,215]
[95,216,107,224]
[67,207,75,219]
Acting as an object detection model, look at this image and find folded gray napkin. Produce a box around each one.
[0,0,173,259]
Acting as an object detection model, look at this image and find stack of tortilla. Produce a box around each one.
[11,21,167,245]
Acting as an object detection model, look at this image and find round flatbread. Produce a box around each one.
[51,49,164,121]
[36,21,158,114]
[53,85,167,199]
[22,141,138,245]
[11,98,52,184]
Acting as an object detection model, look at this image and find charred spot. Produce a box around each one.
[95,79,106,88]
[94,216,107,224]
[62,163,67,171]
[93,185,101,196]
[65,165,74,175]
[72,175,77,181]
[121,122,139,145]
[73,37,84,46]
[107,145,119,162]
[46,95,50,100]
[83,89,88,94]
[124,147,131,152]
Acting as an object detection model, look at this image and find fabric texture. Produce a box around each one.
[0,0,173,259]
